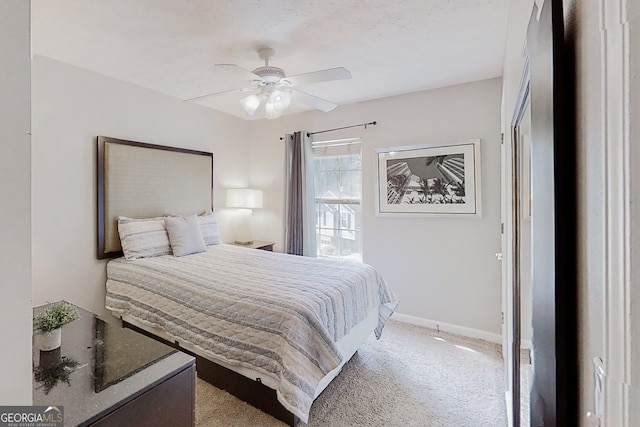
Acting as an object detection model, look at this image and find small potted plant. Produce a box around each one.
[33,301,79,351]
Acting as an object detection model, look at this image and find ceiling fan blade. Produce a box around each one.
[285,67,351,87]
[184,88,256,103]
[291,89,338,112]
[215,64,261,81]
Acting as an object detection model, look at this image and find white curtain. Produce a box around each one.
[284,131,317,256]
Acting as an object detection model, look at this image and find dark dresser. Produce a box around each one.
[32,304,195,426]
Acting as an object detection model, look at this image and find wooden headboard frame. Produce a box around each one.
[97,136,213,259]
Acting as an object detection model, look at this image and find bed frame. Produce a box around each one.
[118,309,376,426]
[122,320,300,425]
[97,136,373,425]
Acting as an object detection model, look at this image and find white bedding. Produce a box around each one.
[105,244,398,422]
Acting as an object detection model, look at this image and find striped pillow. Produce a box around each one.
[117,216,172,260]
[199,212,221,246]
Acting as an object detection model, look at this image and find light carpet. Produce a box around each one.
[195,320,507,427]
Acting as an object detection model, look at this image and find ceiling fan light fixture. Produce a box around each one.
[253,66,286,83]
[240,93,261,115]
[270,89,291,111]
[265,101,283,120]
[192,47,351,120]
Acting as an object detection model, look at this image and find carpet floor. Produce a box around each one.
[195,320,507,427]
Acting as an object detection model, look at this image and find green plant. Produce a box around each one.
[33,301,79,333]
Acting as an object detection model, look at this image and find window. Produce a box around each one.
[313,139,362,262]
[340,212,349,228]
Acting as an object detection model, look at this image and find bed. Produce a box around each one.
[97,136,398,425]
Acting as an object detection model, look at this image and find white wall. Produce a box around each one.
[31,55,251,317]
[0,0,33,405]
[250,78,503,336]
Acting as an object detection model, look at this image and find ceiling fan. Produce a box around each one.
[185,47,352,120]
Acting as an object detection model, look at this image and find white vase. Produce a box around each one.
[36,328,61,351]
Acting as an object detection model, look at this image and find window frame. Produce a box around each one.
[312,138,362,262]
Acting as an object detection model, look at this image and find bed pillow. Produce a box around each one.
[165,214,207,256]
[117,216,172,260]
[199,211,221,246]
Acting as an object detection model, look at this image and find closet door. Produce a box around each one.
[525,0,577,425]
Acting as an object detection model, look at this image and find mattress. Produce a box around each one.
[105,244,398,422]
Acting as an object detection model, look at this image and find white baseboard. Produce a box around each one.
[391,312,502,344]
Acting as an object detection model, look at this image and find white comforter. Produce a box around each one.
[105,244,398,422]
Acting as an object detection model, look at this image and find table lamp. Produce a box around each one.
[227,188,263,244]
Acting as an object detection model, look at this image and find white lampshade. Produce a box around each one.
[270,89,291,111]
[227,189,263,209]
[240,89,291,119]
[265,102,283,120]
[240,94,261,115]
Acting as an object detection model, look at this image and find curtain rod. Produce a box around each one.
[279,121,378,140]
[307,121,377,138]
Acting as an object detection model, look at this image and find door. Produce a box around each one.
[527,0,577,424]
[504,0,577,426]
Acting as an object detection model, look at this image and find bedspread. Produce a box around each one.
[105,244,398,422]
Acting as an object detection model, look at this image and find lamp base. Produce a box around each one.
[234,240,254,245]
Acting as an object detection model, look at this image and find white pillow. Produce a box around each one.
[117,216,172,260]
[199,211,221,246]
[165,214,207,256]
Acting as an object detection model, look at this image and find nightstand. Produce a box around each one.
[230,240,274,251]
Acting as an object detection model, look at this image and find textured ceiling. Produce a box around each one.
[31,0,508,119]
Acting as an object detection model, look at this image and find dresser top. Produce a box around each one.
[32,303,194,426]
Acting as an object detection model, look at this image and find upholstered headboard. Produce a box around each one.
[97,136,213,259]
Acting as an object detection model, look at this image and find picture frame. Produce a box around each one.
[376,139,481,217]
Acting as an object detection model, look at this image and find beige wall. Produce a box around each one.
[30,55,251,318]
[0,0,32,405]
[0,0,33,405]
[250,78,504,337]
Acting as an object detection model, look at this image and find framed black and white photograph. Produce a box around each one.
[376,139,481,217]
